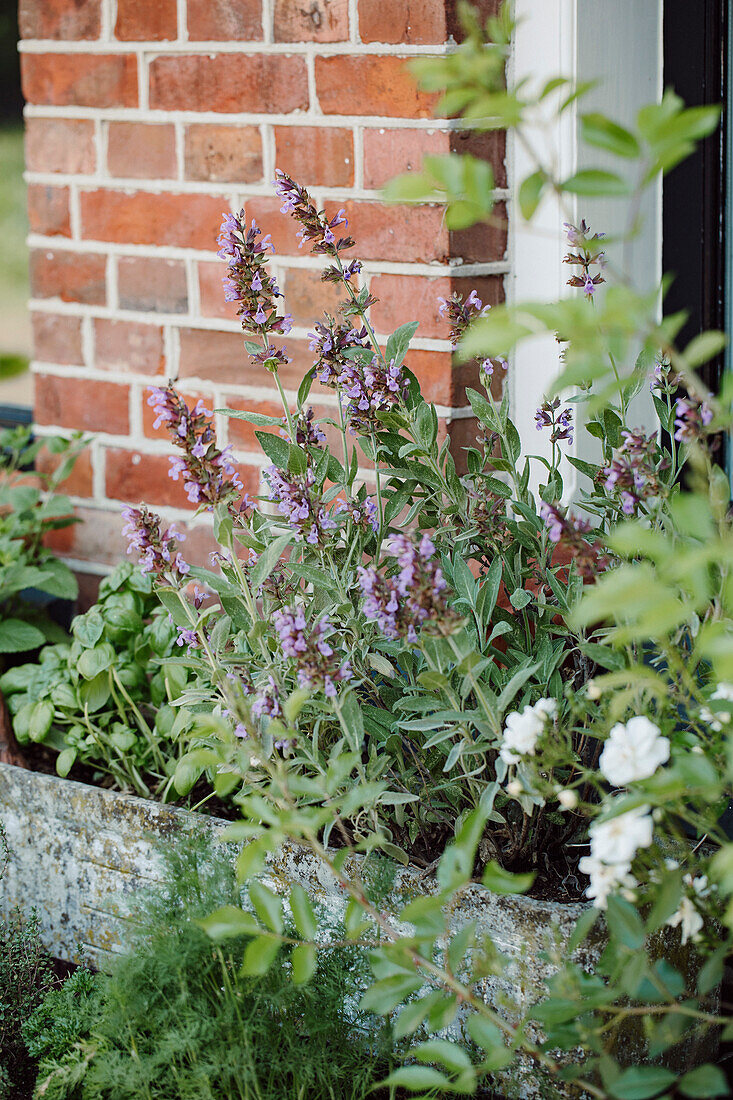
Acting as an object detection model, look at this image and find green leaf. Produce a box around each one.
[289,883,318,940]
[297,366,316,410]
[240,935,280,976]
[581,113,640,158]
[561,169,629,196]
[78,671,111,713]
[28,700,54,743]
[73,608,104,648]
[249,533,292,593]
[678,1065,729,1098]
[508,588,531,610]
[248,882,283,934]
[466,1016,512,1069]
[291,943,317,985]
[55,747,77,778]
[198,905,260,940]
[382,1067,452,1092]
[606,895,645,951]
[255,430,290,468]
[415,1039,472,1075]
[608,1066,676,1100]
[518,170,546,220]
[0,619,46,654]
[33,558,78,600]
[386,321,419,369]
[216,409,283,427]
[77,642,115,681]
[482,860,534,895]
[683,331,727,369]
[336,689,365,753]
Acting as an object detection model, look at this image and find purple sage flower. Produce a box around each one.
[674,397,714,443]
[147,385,244,513]
[535,397,574,445]
[121,505,190,583]
[563,219,606,299]
[358,533,458,643]
[272,606,352,698]
[539,501,609,580]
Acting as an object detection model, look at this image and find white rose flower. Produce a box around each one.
[533,697,558,720]
[499,698,557,765]
[666,896,703,945]
[578,855,635,910]
[499,707,544,764]
[558,789,578,811]
[599,716,670,786]
[700,683,733,730]
[589,804,654,865]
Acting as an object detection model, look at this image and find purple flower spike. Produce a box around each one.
[358,534,458,643]
[564,219,606,298]
[216,208,291,358]
[539,501,609,580]
[121,504,190,584]
[147,384,244,515]
[534,397,574,445]
[272,606,352,697]
[674,397,714,443]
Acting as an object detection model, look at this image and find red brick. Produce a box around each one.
[141,386,212,439]
[30,249,106,305]
[363,127,448,190]
[274,126,353,187]
[21,53,138,108]
[221,397,284,449]
[94,319,165,374]
[27,184,71,237]
[450,128,507,190]
[358,0,451,43]
[105,448,260,508]
[178,327,250,385]
[405,348,454,406]
[358,0,500,44]
[279,267,346,327]
[239,196,304,254]
[107,122,177,179]
[187,0,261,40]
[118,256,188,314]
[149,55,308,114]
[19,0,101,39]
[80,191,225,249]
[450,200,507,263]
[184,124,262,183]
[42,507,124,565]
[32,314,83,364]
[35,375,130,434]
[115,0,177,40]
[178,328,309,390]
[105,449,191,508]
[36,446,93,498]
[25,118,96,174]
[315,56,436,118]
[198,262,238,321]
[274,0,347,42]
[446,0,500,40]
[370,273,502,339]
[328,200,447,262]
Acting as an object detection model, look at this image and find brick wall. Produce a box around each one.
[19,0,507,576]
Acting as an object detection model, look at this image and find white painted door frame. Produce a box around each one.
[508,0,664,492]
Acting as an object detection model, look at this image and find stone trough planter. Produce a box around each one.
[0,762,711,1098]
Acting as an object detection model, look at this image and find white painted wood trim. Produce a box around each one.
[508,0,663,492]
